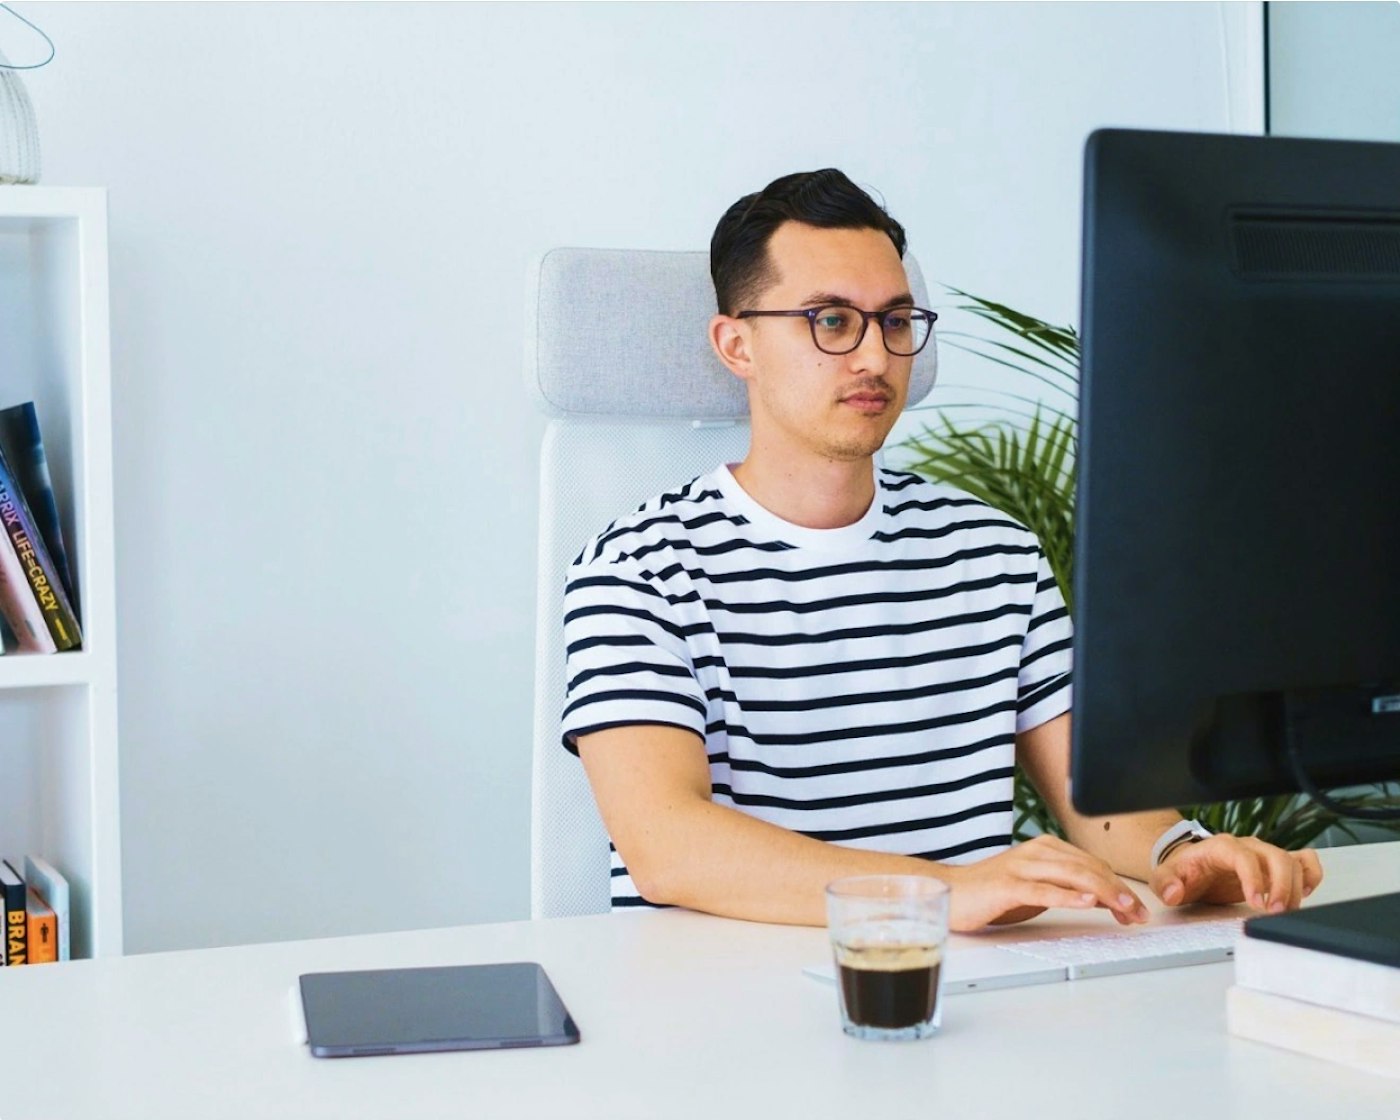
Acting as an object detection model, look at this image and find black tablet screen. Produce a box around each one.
[300,961,580,1058]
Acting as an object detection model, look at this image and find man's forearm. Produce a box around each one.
[629,798,954,926]
[1062,808,1183,882]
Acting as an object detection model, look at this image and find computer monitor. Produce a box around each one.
[1070,128,1400,818]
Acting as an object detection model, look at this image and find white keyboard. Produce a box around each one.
[998,918,1244,979]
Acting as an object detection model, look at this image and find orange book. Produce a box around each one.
[25,888,56,964]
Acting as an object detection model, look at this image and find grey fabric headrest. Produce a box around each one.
[526,247,938,420]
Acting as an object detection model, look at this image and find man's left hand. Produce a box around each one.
[1149,834,1324,913]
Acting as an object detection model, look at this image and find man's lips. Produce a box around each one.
[840,392,892,412]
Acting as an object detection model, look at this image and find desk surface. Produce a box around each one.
[1,843,1397,1120]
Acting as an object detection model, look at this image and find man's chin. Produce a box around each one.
[824,420,900,461]
[821,437,894,462]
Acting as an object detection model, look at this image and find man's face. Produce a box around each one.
[728,220,914,465]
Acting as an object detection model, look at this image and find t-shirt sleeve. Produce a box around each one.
[1016,548,1073,732]
[560,556,708,755]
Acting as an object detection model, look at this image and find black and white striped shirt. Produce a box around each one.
[562,464,1073,908]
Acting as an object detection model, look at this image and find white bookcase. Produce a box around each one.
[0,187,120,959]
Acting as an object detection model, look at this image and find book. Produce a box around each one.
[25,887,56,964]
[24,855,68,962]
[1227,984,1400,1079]
[0,442,81,651]
[0,524,55,652]
[1235,931,1400,1024]
[1243,892,1400,968]
[0,402,77,606]
[0,860,27,965]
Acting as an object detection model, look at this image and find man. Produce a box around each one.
[560,169,1322,931]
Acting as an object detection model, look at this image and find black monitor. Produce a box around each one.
[1071,128,1400,818]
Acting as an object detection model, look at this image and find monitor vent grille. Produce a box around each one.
[1231,214,1400,280]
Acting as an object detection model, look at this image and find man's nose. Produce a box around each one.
[847,316,891,374]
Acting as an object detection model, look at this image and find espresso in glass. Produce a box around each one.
[835,939,942,1032]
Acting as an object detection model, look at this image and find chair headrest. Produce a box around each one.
[526,247,939,420]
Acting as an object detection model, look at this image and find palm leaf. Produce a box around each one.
[938,335,1079,392]
[930,380,1077,426]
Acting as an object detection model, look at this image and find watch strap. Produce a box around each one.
[1151,818,1212,867]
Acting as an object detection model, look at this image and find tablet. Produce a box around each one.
[299,961,580,1058]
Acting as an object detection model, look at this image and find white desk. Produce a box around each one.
[0,843,1397,1120]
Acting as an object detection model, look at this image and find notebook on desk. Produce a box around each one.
[805,917,1244,993]
[1243,893,1400,968]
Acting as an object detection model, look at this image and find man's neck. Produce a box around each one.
[729,452,877,530]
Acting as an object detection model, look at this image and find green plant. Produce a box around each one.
[899,289,1400,849]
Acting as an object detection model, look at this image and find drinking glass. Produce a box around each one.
[825,875,950,1041]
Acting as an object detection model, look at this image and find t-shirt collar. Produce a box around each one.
[714,458,886,553]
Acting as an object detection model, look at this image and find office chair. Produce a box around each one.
[525,246,939,918]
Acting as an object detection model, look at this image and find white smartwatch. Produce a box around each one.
[1151,819,1213,867]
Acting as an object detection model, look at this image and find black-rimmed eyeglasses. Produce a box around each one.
[736,305,937,357]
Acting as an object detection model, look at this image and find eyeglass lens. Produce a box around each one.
[811,306,933,356]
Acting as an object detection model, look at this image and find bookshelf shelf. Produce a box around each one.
[0,187,120,960]
[0,652,97,690]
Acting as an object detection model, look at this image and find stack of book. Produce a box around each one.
[0,401,81,654]
[0,855,69,965]
[1228,892,1400,1079]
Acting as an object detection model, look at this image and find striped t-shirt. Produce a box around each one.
[561,463,1073,908]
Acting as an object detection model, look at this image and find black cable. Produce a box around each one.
[0,3,55,70]
[1284,712,1400,822]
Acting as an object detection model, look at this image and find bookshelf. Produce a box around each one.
[0,187,120,959]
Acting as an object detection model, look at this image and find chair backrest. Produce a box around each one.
[525,246,938,918]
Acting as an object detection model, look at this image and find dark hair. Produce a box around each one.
[709,169,907,315]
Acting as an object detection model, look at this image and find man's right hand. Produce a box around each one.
[941,835,1151,931]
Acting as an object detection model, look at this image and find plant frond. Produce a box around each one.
[941,334,1079,386]
[941,286,1081,362]
[937,338,1078,401]
[927,382,1077,427]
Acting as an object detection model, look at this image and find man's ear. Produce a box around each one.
[708,314,755,383]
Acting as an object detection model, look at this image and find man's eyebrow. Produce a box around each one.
[800,291,916,310]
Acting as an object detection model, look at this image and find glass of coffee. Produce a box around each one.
[825,875,950,1041]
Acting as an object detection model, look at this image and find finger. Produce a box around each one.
[1153,855,1202,906]
[1272,847,1304,912]
[1105,900,1140,926]
[1012,882,1103,914]
[1015,857,1137,904]
[1260,845,1297,912]
[1153,836,1238,906]
[1030,839,1152,915]
[1297,849,1324,896]
[1230,847,1268,911]
[1016,859,1148,921]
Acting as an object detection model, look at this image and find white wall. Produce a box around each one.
[11,1,1259,953]
[1268,1,1400,141]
